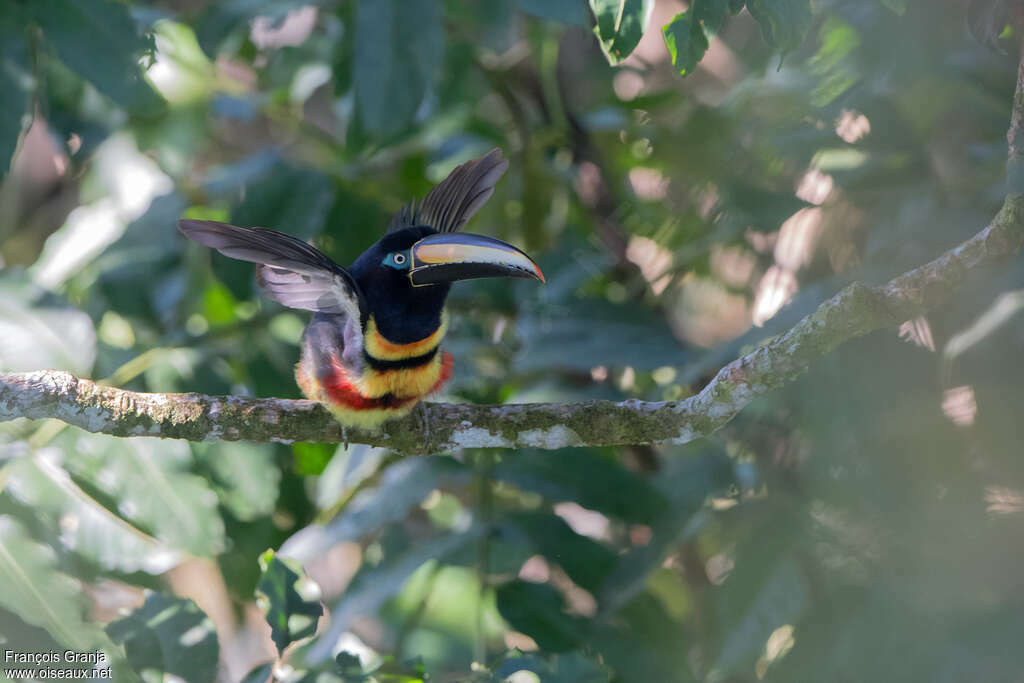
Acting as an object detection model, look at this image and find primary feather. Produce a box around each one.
[388,148,509,234]
[177,219,365,324]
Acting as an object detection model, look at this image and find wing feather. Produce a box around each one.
[178,219,365,325]
[389,148,509,233]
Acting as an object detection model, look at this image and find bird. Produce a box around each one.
[178,148,543,429]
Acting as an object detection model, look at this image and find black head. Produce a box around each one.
[349,225,544,343]
[349,226,449,343]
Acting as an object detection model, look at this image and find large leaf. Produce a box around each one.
[5,450,181,573]
[0,516,105,651]
[354,0,443,138]
[230,165,335,241]
[496,581,587,653]
[662,11,708,78]
[28,0,164,116]
[589,0,653,65]
[55,432,225,556]
[0,275,97,376]
[256,550,324,656]
[706,508,810,680]
[662,1,739,77]
[106,592,219,683]
[515,298,688,373]
[280,456,470,561]
[600,450,735,611]
[503,511,618,594]
[314,444,389,510]
[192,0,316,57]
[745,0,812,55]
[193,442,280,522]
[0,3,32,177]
[308,529,480,662]
[492,449,667,524]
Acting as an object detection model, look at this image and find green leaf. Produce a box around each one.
[282,456,470,561]
[314,444,388,510]
[6,451,181,573]
[589,0,653,65]
[0,274,97,376]
[194,442,281,521]
[27,0,164,116]
[0,516,106,651]
[308,529,480,662]
[192,0,314,57]
[662,11,709,78]
[504,511,618,594]
[492,449,667,524]
[515,0,591,26]
[106,592,219,683]
[354,0,443,138]
[0,3,32,178]
[601,450,735,611]
[706,509,810,680]
[709,558,808,678]
[516,298,689,373]
[231,165,335,240]
[693,0,741,31]
[745,0,812,55]
[496,581,587,652]
[55,432,225,556]
[256,549,325,655]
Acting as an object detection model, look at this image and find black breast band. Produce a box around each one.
[363,347,439,371]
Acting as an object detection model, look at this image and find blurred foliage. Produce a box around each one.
[2,0,1024,681]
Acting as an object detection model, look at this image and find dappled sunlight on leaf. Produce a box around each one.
[836,109,871,143]
[984,487,1024,516]
[898,316,936,352]
[942,385,977,427]
[250,7,318,50]
[752,265,797,326]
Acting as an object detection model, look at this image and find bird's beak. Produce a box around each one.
[409,233,545,286]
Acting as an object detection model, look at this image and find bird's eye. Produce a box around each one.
[393,253,406,265]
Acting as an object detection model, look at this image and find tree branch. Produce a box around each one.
[2,189,1022,453]
[4,56,1024,453]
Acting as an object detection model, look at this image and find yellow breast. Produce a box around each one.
[356,313,448,399]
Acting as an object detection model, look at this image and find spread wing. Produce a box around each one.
[389,148,509,233]
[178,220,366,326]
